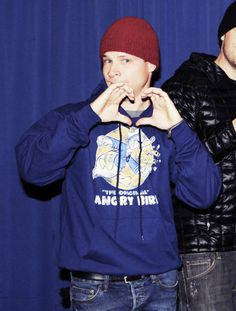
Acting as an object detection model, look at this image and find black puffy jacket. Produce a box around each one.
[162,52,236,253]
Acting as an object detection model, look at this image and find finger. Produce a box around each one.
[110,90,129,103]
[109,82,133,95]
[111,89,134,103]
[104,83,125,97]
[151,94,166,106]
[122,85,134,97]
[136,117,152,127]
[141,88,167,98]
[109,82,125,90]
[113,85,134,99]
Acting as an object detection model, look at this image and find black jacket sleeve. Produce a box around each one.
[163,79,236,162]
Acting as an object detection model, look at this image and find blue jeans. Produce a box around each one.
[70,269,178,310]
[178,251,236,311]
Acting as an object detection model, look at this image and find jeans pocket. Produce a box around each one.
[152,269,178,289]
[70,278,102,303]
[185,254,217,281]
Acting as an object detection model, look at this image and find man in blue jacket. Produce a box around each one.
[15,17,221,310]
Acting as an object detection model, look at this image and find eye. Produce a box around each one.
[102,58,112,65]
[122,58,130,63]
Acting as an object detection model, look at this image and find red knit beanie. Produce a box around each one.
[100,16,160,68]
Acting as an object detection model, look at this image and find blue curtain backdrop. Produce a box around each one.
[0,0,233,310]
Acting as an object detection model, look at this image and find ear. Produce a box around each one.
[220,34,225,42]
[147,62,157,73]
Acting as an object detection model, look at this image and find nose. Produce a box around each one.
[107,62,121,78]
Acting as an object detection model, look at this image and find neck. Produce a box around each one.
[215,53,236,81]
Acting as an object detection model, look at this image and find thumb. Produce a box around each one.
[116,113,132,126]
[136,117,151,127]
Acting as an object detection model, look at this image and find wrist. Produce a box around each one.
[167,119,184,138]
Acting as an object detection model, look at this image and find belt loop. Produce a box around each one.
[124,276,129,283]
[150,274,157,283]
[216,252,222,260]
[103,275,109,292]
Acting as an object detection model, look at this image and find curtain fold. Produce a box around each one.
[0,0,233,310]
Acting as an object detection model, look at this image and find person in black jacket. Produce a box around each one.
[162,2,236,311]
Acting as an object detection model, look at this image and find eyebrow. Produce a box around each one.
[118,55,130,58]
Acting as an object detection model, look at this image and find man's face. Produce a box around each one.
[102,51,155,96]
[221,27,236,68]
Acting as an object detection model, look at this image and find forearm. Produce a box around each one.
[168,89,236,158]
[201,120,236,160]
[171,122,221,208]
[15,104,100,185]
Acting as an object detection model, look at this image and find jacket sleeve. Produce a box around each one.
[170,121,222,209]
[163,80,236,162]
[15,103,101,186]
